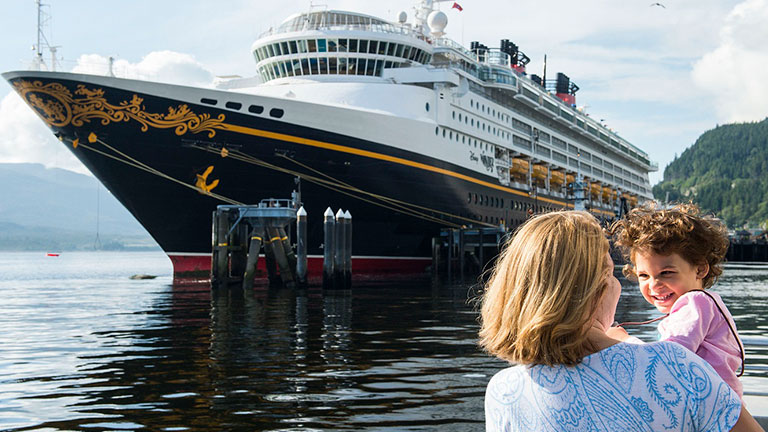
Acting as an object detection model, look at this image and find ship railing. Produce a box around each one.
[259,21,425,39]
[479,50,512,67]
[433,38,476,59]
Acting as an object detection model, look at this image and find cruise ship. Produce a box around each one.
[3,0,656,278]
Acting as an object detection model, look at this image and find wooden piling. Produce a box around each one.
[323,207,335,290]
[296,206,307,285]
[242,230,263,289]
[214,208,230,284]
[344,210,352,289]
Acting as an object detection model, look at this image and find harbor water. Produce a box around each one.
[1,251,767,431]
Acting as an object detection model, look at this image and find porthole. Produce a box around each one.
[200,98,217,105]
[458,113,462,122]
[248,105,264,114]
[467,192,472,203]
[452,111,456,119]
[426,102,430,112]
[442,129,446,138]
[225,101,242,110]
[269,108,284,118]
[435,127,439,135]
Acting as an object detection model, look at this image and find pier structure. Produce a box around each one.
[432,227,509,281]
[211,198,306,289]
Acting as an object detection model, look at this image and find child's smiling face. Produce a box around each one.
[633,251,709,314]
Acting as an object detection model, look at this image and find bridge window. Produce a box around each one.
[328,38,337,52]
[317,38,327,52]
[349,39,358,52]
[359,40,369,53]
[280,42,289,55]
[367,40,378,54]
[338,38,348,52]
[378,41,388,55]
[387,43,396,56]
[289,40,298,54]
[308,39,317,53]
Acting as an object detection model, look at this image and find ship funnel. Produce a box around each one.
[554,72,579,106]
[500,39,529,74]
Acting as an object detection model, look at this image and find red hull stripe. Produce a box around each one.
[168,253,430,278]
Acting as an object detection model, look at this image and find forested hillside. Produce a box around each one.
[653,118,768,228]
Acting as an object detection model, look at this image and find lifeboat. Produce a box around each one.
[590,182,601,199]
[532,164,548,180]
[510,158,529,181]
[550,170,565,186]
[602,185,612,200]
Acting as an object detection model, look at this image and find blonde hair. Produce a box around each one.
[610,202,728,288]
[478,211,611,366]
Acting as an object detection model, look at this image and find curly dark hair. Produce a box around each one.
[609,202,729,289]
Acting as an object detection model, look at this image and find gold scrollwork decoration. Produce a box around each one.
[12,80,227,138]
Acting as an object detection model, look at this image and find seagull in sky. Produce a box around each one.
[650,2,666,8]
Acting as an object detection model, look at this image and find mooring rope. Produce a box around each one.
[189,143,497,229]
[73,135,243,205]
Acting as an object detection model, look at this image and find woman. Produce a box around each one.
[479,211,762,432]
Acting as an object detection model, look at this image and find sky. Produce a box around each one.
[1,0,767,186]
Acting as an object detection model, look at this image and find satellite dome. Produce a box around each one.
[427,10,447,36]
[398,11,407,24]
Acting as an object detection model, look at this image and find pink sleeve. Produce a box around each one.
[658,292,716,353]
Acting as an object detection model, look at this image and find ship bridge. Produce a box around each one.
[253,10,433,83]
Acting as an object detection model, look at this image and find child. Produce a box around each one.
[611,203,745,397]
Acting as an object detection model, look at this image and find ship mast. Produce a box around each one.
[32,0,59,71]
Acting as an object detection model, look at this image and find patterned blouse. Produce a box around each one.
[485,341,741,431]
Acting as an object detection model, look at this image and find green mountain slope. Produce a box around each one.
[653,118,768,228]
[0,163,157,250]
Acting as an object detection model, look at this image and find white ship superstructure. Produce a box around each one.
[223,0,656,223]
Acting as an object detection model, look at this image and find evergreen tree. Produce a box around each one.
[653,118,768,228]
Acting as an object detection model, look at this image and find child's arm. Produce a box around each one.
[658,291,716,353]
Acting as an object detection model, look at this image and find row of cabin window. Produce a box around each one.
[254,39,431,65]
[467,97,644,188]
[435,126,492,151]
[259,57,405,80]
[466,192,557,214]
[452,110,512,141]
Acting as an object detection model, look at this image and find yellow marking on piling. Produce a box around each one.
[270,236,281,242]
[217,243,228,247]
[251,236,262,241]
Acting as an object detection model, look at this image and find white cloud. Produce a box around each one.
[692,0,768,122]
[71,51,215,88]
[0,91,89,174]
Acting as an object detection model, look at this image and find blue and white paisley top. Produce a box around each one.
[485,341,741,431]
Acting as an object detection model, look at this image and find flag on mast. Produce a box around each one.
[452,2,463,11]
